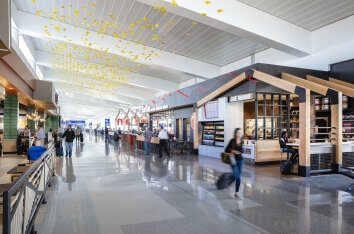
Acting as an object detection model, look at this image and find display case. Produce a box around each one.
[343,112,354,140]
[201,121,224,147]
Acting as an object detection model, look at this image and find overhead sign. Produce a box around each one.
[229,93,254,103]
[204,100,219,119]
[66,120,85,125]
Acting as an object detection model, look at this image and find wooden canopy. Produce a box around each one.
[306,75,354,97]
[329,78,354,90]
[197,69,308,108]
[281,73,329,96]
[197,72,247,107]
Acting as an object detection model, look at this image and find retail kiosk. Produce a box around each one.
[196,64,354,176]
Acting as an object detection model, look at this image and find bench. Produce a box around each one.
[340,167,354,191]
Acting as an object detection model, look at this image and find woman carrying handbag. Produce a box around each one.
[224,128,245,199]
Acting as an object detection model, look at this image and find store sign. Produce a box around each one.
[105,119,110,127]
[229,93,254,103]
[142,105,169,113]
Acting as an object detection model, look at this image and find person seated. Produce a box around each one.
[279,131,298,163]
[27,140,47,161]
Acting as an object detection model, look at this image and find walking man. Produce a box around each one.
[62,125,75,157]
[158,125,170,158]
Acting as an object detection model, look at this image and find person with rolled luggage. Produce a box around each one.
[217,128,244,199]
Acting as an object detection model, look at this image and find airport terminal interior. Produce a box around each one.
[0,0,354,233]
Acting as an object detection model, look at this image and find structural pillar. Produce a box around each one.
[3,95,18,153]
[27,107,36,131]
[298,88,311,177]
[331,92,343,172]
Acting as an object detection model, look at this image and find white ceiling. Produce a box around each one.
[31,37,196,83]
[15,0,268,66]
[11,0,354,120]
[237,0,354,31]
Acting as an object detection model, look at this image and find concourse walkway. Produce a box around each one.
[35,135,354,234]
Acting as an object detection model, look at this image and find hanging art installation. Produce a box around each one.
[29,0,224,100]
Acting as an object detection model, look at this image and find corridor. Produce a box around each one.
[35,136,354,234]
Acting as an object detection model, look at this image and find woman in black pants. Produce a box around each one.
[225,128,244,199]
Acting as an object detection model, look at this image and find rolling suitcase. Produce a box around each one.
[216,173,235,190]
[280,160,292,175]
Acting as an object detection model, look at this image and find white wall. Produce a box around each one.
[222,15,354,73]
[224,101,244,148]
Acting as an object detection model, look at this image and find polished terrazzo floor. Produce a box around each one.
[35,134,354,234]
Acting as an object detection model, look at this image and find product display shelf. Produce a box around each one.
[202,122,225,147]
[343,112,354,140]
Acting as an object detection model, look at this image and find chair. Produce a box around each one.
[279,144,288,162]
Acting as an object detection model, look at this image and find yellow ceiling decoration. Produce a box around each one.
[30,0,224,96]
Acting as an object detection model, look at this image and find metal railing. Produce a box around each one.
[2,144,56,234]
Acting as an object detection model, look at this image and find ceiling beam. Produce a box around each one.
[15,10,221,78]
[55,83,143,106]
[306,75,354,97]
[53,78,154,100]
[252,70,297,93]
[329,78,354,89]
[59,92,128,108]
[136,0,311,57]
[281,73,328,96]
[36,50,178,92]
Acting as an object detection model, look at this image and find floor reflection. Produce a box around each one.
[36,136,354,234]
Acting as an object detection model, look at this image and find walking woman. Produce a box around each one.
[225,128,244,199]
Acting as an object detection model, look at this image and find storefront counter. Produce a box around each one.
[342,141,354,168]
[242,144,255,163]
[150,137,160,155]
[343,141,354,153]
[198,145,224,159]
[120,133,137,146]
[136,135,145,149]
[121,133,129,143]
[255,140,283,163]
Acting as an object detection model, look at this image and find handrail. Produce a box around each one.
[2,142,56,234]
[5,145,54,195]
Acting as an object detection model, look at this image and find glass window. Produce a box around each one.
[255,93,290,140]
[258,105,265,117]
[257,94,265,104]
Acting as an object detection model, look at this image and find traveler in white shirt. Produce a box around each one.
[158,125,170,158]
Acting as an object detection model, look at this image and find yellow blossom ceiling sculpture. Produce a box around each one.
[31,0,224,96]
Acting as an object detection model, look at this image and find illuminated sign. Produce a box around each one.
[229,93,254,103]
